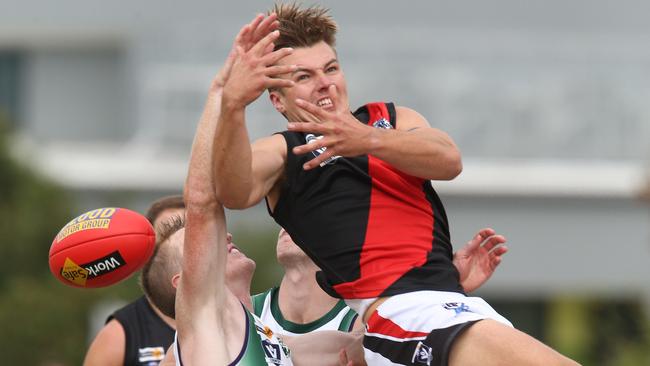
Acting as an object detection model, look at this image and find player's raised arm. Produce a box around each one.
[174,16,275,364]
[214,20,296,209]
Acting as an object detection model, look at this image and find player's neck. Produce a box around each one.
[278,267,339,324]
[230,283,253,311]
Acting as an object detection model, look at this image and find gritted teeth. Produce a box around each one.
[317,98,333,107]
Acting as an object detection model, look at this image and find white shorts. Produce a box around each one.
[362,291,512,366]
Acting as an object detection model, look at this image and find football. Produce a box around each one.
[49,207,156,288]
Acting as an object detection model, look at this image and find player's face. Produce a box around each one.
[173,230,255,285]
[275,228,308,264]
[225,233,256,281]
[269,41,349,122]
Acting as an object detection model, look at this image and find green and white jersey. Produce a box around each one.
[174,304,293,366]
[252,287,358,336]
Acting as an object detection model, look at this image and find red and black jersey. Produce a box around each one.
[270,102,463,299]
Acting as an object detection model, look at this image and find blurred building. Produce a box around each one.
[1,0,650,339]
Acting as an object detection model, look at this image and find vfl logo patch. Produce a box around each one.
[411,341,433,365]
[443,302,470,315]
[305,133,340,167]
[60,251,126,285]
[372,118,392,129]
[138,346,165,362]
[56,207,116,242]
[262,339,283,366]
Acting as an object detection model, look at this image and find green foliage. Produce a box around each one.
[0,122,73,284]
[0,119,141,365]
[229,223,284,295]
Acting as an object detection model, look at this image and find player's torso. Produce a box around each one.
[175,308,292,366]
[252,287,358,336]
[237,310,293,366]
[112,296,175,366]
[271,102,462,299]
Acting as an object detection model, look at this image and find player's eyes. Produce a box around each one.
[326,66,338,73]
[296,74,310,81]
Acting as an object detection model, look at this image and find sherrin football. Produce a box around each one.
[49,207,156,288]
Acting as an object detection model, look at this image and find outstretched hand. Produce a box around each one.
[213,13,283,90]
[287,84,374,170]
[453,228,508,293]
[221,13,296,109]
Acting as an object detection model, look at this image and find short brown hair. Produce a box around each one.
[140,215,184,318]
[145,195,185,225]
[271,3,338,51]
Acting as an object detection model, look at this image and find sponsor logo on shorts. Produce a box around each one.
[60,251,125,286]
[372,118,392,129]
[411,341,433,365]
[60,257,89,286]
[138,346,165,363]
[56,208,116,242]
[305,133,340,167]
[443,302,470,315]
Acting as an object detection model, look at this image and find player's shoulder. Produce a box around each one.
[394,105,430,129]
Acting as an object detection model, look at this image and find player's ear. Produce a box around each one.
[269,90,286,113]
[171,273,181,289]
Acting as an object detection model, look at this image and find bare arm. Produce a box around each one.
[283,330,366,366]
[175,16,278,364]
[287,85,462,180]
[214,25,296,209]
[82,319,125,366]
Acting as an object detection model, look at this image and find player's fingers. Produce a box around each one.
[465,230,486,250]
[263,46,294,65]
[265,77,294,90]
[488,243,508,256]
[233,23,252,50]
[253,14,279,42]
[293,136,330,156]
[339,349,349,366]
[248,13,265,37]
[477,227,495,239]
[251,30,280,56]
[327,84,345,116]
[266,64,297,77]
[481,235,506,250]
[295,98,330,120]
[240,14,263,47]
[287,121,320,133]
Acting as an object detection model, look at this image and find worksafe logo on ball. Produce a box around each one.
[411,341,433,365]
[55,207,116,242]
[60,258,89,286]
[60,251,126,286]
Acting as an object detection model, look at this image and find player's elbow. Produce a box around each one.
[213,188,243,209]
[448,150,463,178]
[436,148,462,180]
